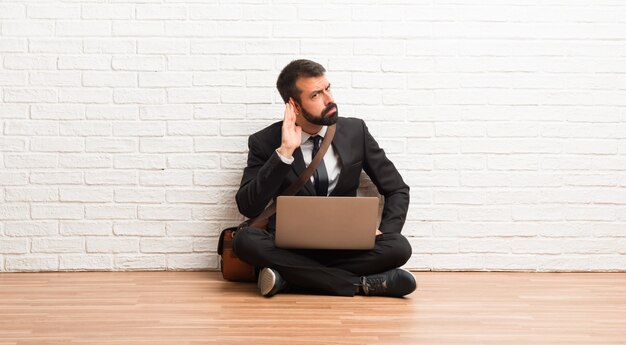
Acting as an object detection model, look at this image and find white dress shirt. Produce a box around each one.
[275,126,341,196]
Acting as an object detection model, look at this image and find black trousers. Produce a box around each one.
[231,227,412,296]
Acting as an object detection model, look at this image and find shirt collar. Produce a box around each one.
[300,126,328,145]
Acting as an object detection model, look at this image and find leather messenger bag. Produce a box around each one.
[217,125,336,282]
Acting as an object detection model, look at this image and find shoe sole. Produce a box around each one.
[258,268,277,296]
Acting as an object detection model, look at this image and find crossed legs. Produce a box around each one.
[232,227,412,296]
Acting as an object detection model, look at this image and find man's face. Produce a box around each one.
[294,75,338,126]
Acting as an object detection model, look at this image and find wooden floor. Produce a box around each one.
[0,272,625,345]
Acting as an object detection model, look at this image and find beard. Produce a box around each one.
[300,102,339,126]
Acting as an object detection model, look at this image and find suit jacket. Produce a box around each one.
[235,117,410,234]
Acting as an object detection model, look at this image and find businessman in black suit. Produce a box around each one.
[232,59,416,297]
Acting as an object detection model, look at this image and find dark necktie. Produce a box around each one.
[310,135,328,196]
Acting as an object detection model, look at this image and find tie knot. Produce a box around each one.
[310,135,322,145]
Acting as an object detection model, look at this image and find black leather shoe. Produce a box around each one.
[258,267,288,297]
[360,268,417,297]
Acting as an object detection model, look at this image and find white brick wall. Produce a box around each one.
[1,1,625,272]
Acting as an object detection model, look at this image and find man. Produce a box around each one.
[232,59,416,297]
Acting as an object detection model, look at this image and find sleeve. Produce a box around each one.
[361,120,410,234]
[235,133,292,218]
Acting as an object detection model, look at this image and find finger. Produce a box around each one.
[284,103,296,125]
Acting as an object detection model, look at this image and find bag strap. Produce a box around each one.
[242,124,336,229]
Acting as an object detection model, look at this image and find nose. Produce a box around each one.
[323,89,334,105]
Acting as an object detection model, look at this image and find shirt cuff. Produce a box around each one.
[275,148,294,165]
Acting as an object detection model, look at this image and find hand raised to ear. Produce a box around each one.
[277,98,302,159]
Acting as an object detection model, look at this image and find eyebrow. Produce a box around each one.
[308,83,331,98]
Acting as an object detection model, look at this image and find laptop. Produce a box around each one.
[274,196,380,250]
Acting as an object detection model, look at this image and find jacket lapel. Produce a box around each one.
[329,121,351,196]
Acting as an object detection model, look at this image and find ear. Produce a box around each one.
[289,97,301,115]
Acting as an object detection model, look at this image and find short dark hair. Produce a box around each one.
[276,59,326,103]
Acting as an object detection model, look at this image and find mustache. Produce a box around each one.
[321,103,338,116]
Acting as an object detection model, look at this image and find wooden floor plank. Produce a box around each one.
[0,272,624,345]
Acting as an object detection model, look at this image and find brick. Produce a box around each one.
[0,238,28,254]
[31,105,84,120]
[59,255,111,271]
[167,154,219,169]
[195,104,245,120]
[29,71,81,87]
[0,4,25,18]
[166,189,221,204]
[167,254,218,270]
[84,39,135,53]
[30,172,83,185]
[5,221,58,237]
[189,5,241,20]
[216,22,271,38]
[4,154,57,168]
[219,56,272,71]
[139,171,192,186]
[6,256,58,272]
[59,88,112,104]
[166,22,217,37]
[59,154,112,168]
[86,170,137,185]
[82,5,133,19]
[114,155,165,169]
[28,5,80,19]
[167,88,219,103]
[112,56,165,71]
[30,137,84,152]
[4,88,57,103]
[114,188,164,203]
[195,137,247,153]
[190,40,244,55]
[87,105,138,120]
[0,72,26,86]
[166,221,220,237]
[114,221,165,237]
[0,137,26,151]
[141,238,192,253]
[167,121,219,136]
[113,121,166,136]
[139,72,191,87]
[0,205,28,220]
[83,72,137,87]
[87,238,139,253]
[112,21,163,37]
[194,171,242,186]
[168,57,218,71]
[137,39,189,55]
[86,138,136,153]
[32,238,84,253]
[114,255,166,270]
[0,105,28,119]
[2,21,54,36]
[60,221,112,236]
[5,187,58,202]
[0,38,26,52]
[138,206,192,221]
[0,172,28,186]
[140,138,192,153]
[113,89,166,105]
[60,122,112,136]
[136,5,187,19]
[192,238,219,252]
[60,187,113,203]
[85,205,136,220]
[32,205,84,220]
[56,21,110,37]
